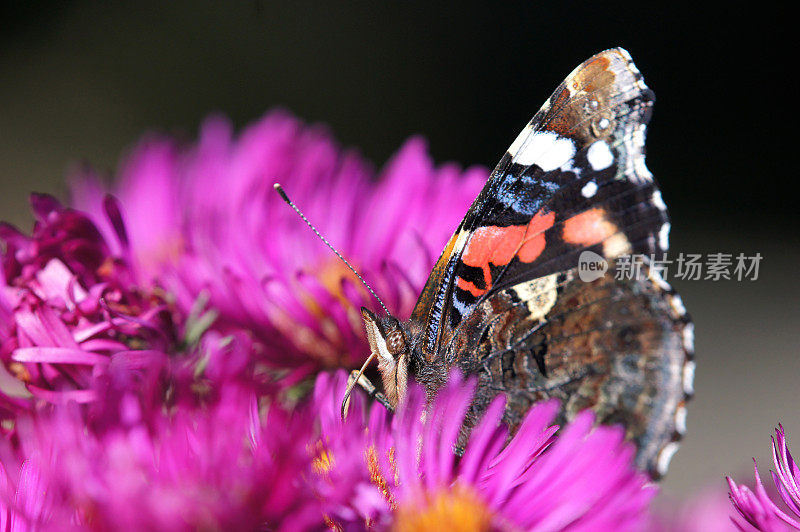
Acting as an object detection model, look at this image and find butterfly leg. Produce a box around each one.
[347,370,394,412]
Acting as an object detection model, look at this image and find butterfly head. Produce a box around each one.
[273,183,414,413]
[361,307,410,407]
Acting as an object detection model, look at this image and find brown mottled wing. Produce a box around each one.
[410,48,667,365]
[447,261,694,477]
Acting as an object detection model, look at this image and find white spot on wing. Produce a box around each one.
[652,190,667,211]
[508,125,533,157]
[657,441,681,476]
[514,131,576,171]
[581,181,598,198]
[586,141,614,171]
[675,405,688,435]
[682,323,695,353]
[682,361,695,395]
[622,122,652,185]
[670,294,686,316]
[658,222,671,251]
[632,124,653,181]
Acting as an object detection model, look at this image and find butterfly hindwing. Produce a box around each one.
[444,260,693,477]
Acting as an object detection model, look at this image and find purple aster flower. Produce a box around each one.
[0,386,325,531]
[314,370,656,530]
[728,425,800,531]
[71,111,486,378]
[0,195,178,417]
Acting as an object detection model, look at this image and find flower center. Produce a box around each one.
[315,257,369,306]
[313,448,334,474]
[393,484,493,532]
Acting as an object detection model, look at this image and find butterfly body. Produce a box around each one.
[359,48,693,478]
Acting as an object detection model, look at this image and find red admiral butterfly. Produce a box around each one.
[283,47,694,478]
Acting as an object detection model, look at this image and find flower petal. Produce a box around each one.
[13,347,109,365]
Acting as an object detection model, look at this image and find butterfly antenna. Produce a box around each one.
[273,183,391,316]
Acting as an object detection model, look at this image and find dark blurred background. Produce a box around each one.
[2,2,797,498]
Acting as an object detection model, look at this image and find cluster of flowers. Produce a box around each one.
[0,110,770,530]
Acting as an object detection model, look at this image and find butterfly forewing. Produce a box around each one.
[412,47,665,358]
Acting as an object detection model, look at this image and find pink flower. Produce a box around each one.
[314,371,656,530]
[1,195,177,416]
[728,425,800,531]
[1,387,325,531]
[2,368,656,531]
[72,111,486,379]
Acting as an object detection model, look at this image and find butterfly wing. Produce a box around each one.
[410,48,693,477]
[411,47,667,360]
[445,260,693,478]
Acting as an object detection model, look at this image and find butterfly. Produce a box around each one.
[342,47,694,479]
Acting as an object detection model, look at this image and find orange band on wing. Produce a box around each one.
[463,225,522,271]
[518,211,556,263]
[458,211,557,296]
[562,208,617,246]
[456,277,487,298]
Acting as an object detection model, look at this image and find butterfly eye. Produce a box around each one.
[385,328,408,357]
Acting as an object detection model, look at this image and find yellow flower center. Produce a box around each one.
[280,257,368,367]
[393,484,493,532]
[312,447,334,474]
[316,257,365,303]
